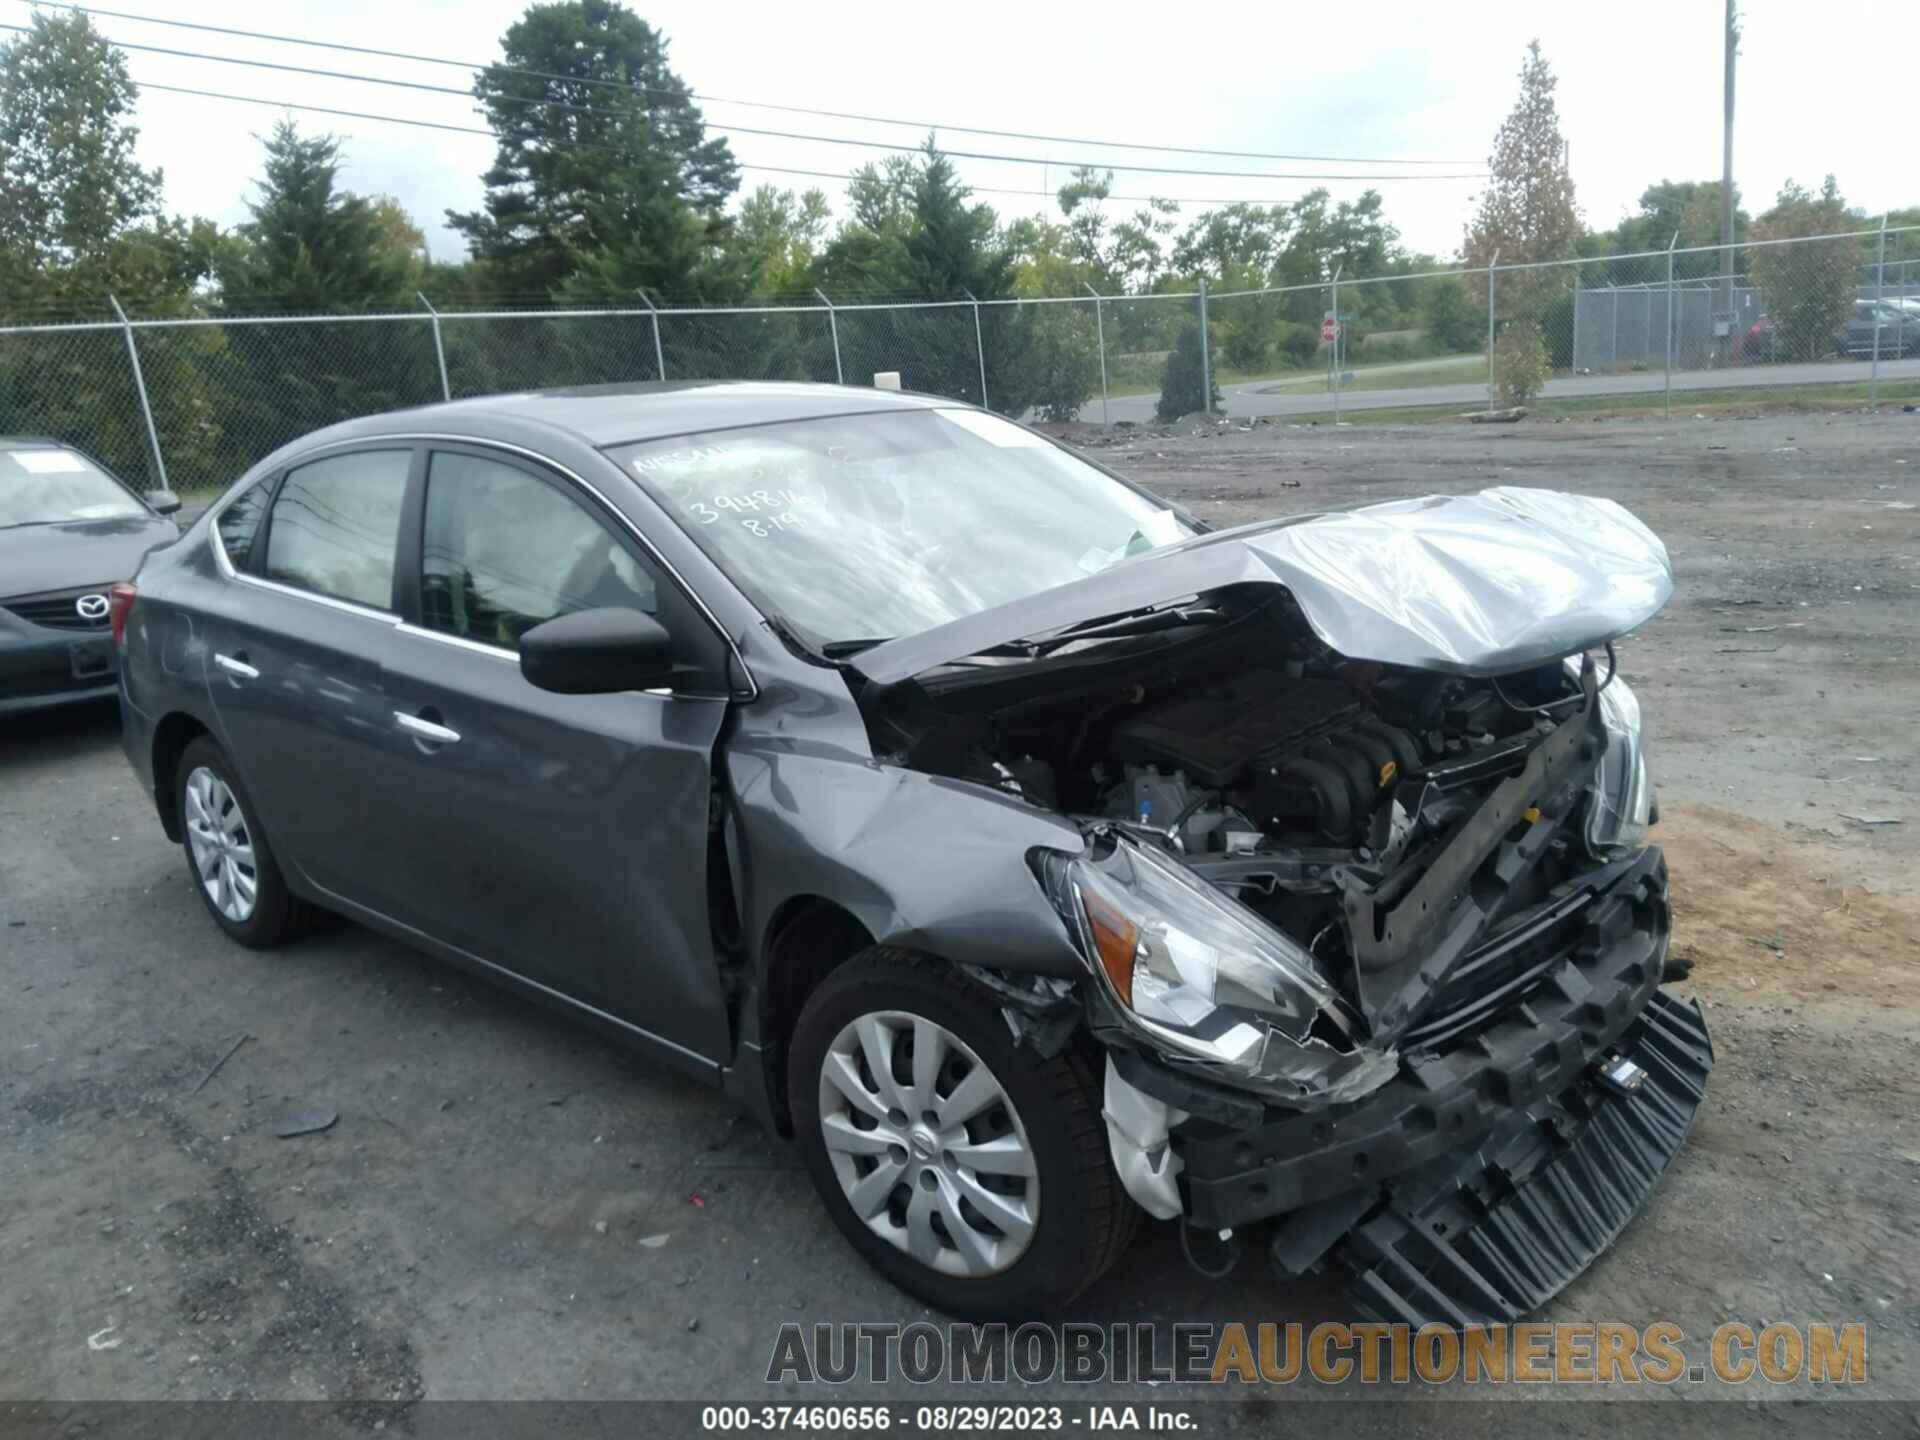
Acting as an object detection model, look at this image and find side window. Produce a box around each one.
[214,480,270,569]
[264,450,411,609]
[420,450,659,650]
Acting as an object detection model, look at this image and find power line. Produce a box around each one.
[131,80,1451,209]
[18,0,1482,168]
[5,26,1489,182]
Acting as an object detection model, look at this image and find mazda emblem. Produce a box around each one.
[75,593,110,622]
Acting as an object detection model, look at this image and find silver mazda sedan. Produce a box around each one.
[119,382,1709,1321]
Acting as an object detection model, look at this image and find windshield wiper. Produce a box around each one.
[821,637,892,658]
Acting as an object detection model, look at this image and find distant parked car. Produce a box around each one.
[1838,301,1920,358]
[1,438,180,716]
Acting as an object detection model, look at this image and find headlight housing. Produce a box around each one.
[1568,659,1652,856]
[1037,835,1396,1107]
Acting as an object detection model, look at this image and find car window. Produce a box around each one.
[215,480,271,568]
[420,450,658,650]
[263,450,411,610]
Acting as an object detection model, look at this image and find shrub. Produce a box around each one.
[1220,322,1269,374]
[1422,276,1485,353]
[1277,323,1321,367]
[1155,322,1222,420]
[1493,327,1549,406]
[1543,290,1575,369]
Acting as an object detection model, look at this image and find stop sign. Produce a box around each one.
[1321,317,1338,343]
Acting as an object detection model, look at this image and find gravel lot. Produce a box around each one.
[4,410,1918,1428]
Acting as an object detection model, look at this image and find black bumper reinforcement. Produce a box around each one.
[1335,988,1713,1329]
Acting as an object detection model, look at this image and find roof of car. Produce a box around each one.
[0,436,76,451]
[352,380,966,449]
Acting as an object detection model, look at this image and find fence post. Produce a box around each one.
[1571,278,1580,374]
[1609,287,1619,370]
[964,288,989,410]
[1330,264,1343,425]
[109,294,168,494]
[1486,249,1499,402]
[1663,231,1678,419]
[815,288,844,384]
[638,289,667,381]
[1872,215,1887,410]
[1082,282,1109,429]
[416,291,451,402]
[1197,280,1212,415]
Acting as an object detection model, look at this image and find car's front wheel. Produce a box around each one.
[789,948,1138,1318]
[175,734,301,948]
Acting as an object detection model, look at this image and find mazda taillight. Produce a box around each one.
[108,582,137,648]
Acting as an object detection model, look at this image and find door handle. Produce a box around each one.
[394,710,461,745]
[213,652,259,680]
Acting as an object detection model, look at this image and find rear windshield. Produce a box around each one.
[608,409,1192,648]
[1,447,145,527]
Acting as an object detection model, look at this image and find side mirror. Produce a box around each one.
[519,607,678,695]
[145,489,182,515]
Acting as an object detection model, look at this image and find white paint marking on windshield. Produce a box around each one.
[936,409,1048,448]
[11,449,88,474]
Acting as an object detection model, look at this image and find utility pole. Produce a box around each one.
[1718,0,1740,361]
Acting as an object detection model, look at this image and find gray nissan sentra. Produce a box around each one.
[117,381,1711,1322]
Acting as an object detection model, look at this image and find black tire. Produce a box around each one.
[789,947,1139,1319]
[174,734,301,948]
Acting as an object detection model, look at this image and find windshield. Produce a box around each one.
[609,409,1195,646]
[1,447,145,527]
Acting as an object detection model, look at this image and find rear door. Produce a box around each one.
[374,444,736,1067]
[202,445,421,907]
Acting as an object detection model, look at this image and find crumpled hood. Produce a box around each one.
[854,487,1672,684]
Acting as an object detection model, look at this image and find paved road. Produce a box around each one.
[1081,353,1920,423]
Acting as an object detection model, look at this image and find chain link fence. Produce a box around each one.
[5,223,1917,496]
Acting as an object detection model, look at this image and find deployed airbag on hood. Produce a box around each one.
[854,487,1671,684]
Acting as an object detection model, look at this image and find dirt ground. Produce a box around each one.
[4,410,1919,1429]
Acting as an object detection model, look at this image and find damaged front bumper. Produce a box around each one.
[1101,844,1713,1324]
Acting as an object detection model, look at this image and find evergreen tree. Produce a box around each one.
[219,123,417,312]
[449,0,737,299]
[1462,41,1582,323]
[1156,323,1220,421]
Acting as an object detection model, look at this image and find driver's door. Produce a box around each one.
[375,444,737,1071]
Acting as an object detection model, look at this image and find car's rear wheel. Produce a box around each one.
[176,735,300,948]
[789,948,1137,1318]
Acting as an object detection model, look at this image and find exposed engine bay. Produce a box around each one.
[856,585,1627,1035]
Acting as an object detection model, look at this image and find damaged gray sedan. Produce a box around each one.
[118,382,1711,1324]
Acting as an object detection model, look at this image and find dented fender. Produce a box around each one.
[723,662,1090,985]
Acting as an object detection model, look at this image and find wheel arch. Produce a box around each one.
[757,895,878,1136]
[151,710,213,842]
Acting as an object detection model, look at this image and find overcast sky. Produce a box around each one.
[57,0,1913,275]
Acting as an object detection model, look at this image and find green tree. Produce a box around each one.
[1588,180,1748,280]
[1421,275,1484,353]
[0,11,161,283]
[1748,177,1863,361]
[728,185,831,298]
[1057,168,1177,292]
[219,123,418,311]
[1463,40,1582,325]
[448,0,737,299]
[1156,322,1219,421]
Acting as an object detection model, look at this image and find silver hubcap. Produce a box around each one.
[817,1010,1039,1278]
[183,765,257,923]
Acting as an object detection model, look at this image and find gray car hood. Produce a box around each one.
[854,487,1672,684]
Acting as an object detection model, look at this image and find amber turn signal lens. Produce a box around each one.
[1078,882,1140,1006]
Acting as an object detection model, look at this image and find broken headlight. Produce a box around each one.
[1037,835,1396,1107]
[1571,661,1653,857]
